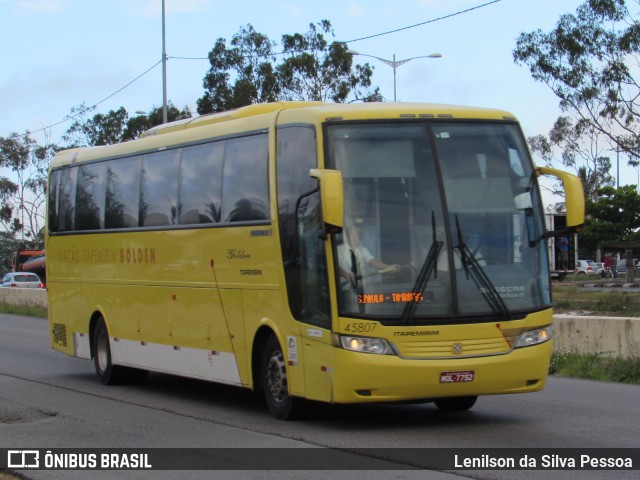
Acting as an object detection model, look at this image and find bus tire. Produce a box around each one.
[261,335,305,420]
[92,317,147,385]
[434,396,477,412]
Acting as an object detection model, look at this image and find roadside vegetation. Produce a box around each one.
[552,283,640,316]
[550,351,640,384]
[0,301,46,318]
[551,283,640,383]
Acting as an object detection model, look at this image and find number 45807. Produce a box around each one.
[343,322,377,333]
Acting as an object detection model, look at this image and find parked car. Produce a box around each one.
[615,259,640,277]
[575,259,597,275]
[594,262,606,277]
[0,272,44,288]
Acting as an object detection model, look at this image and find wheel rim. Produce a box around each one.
[265,349,287,404]
[96,330,109,373]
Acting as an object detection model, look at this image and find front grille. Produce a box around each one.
[393,334,514,359]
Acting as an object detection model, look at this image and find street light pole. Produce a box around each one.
[347,50,442,101]
[161,0,168,124]
[393,54,397,102]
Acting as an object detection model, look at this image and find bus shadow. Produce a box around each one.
[309,400,514,429]
[115,371,516,432]
[135,372,266,414]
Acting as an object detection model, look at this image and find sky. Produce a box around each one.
[1,0,638,189]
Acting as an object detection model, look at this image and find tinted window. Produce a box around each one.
[50,133,271,233]
[76,162,107,230]
[58,167,78,232]
[141,149,181,227]
[105,157,142,228]
[179,142,224,224]
[48,169,62,231]
[221,135,269,222]
[276,125,330,327]
[15,274,38,282]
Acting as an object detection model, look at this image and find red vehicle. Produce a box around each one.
[9,249,45,273]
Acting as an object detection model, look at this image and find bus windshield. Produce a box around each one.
[326,121,550,322]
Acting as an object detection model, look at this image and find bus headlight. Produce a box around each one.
[513,326,553,348]
[339,335,395,355]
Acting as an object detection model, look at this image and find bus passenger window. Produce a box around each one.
[48,170,62,232]
[76,162,107,230]
[221,135,269,223]
[58,166,78,232]
[141,150,180,227]
[105,157,142,229]
[179,142,223,224]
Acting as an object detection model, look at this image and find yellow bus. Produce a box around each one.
[46,101,584,419]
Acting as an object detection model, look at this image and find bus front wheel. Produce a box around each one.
[261,335,305,420]
[434,396,478,412]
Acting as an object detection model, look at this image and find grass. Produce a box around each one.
[0,301,47,318]
[552,284,640,316]
[549,351,640,384]
[550,283,640,383]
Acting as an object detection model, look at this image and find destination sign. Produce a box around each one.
[357,291,433,305]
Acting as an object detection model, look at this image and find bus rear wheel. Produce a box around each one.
[434,396,478,412]
[92,317,147,385]
[261,335,305,420]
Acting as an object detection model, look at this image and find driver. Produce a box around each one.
[337,224,400,292]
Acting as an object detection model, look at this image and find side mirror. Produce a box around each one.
[309,168,344,233]
[536,166,585,230]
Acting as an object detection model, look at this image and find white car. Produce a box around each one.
[575,260,597,276]
[1,272,44,288]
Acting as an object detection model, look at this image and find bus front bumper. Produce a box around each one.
[328,340,552,404]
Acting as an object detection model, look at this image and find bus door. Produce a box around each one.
[295,189,334,402]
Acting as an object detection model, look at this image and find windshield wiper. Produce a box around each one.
[455,215,510,320]
[401,212,443,324]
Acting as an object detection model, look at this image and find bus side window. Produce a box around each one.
[141,149,181,227]
[179,142,223,224]
[58,166,78,232]
[221,134,269,223]
[48,169,62,232]
[105,157,142,229]
[76,162,107,231]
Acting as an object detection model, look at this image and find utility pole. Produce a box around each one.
[162,0,168,124]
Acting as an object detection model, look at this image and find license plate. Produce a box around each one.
[440,370,475,383]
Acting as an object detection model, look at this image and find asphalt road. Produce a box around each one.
[0,313,638,480]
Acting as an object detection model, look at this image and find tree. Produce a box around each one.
[197,24,279,113]
[197,20,381,114]
[0,132,54,245]
[63,102,192,147]
[63,104,128,147]
[529,116,615,205]
[579,185,640,252]
[0,231,19,272]
[514,0,640,165]
[277,20,381,103]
